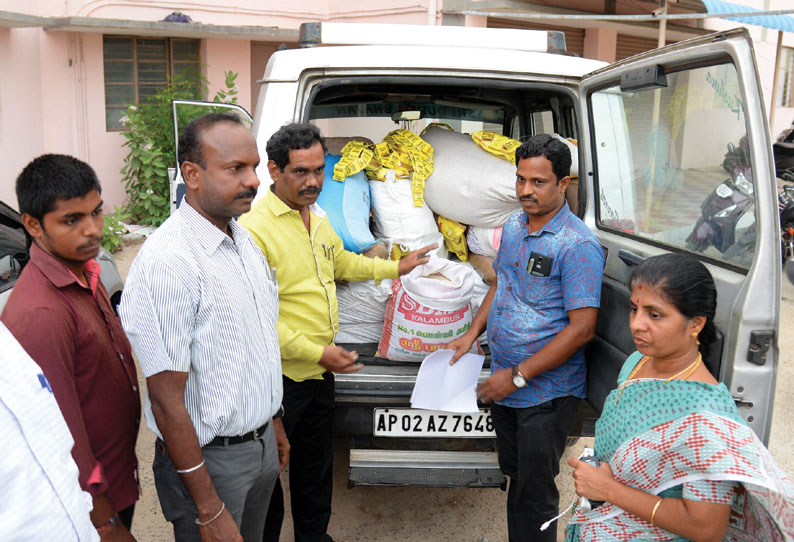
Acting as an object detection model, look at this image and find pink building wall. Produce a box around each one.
[1,27,43,208]
[1,0,792,212]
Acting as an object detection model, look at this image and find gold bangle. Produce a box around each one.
[650,497,663,525]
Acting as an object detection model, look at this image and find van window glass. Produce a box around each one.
[309,102,505,142]
[529,110,555,135]
[591,63,754,269]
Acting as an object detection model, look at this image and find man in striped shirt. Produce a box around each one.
[121,113,287,542]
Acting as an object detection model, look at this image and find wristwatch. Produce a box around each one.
[512,365,527,388]
[272,403,285,420]
[96,514,122,534]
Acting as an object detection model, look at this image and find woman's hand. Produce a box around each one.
[567,457,616,502]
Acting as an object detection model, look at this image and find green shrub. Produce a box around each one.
[102,206,129,253]
[120,69,240,226]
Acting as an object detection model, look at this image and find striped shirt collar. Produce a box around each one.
[178,198,249,255]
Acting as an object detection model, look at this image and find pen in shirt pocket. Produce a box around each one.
[270,266,278,284]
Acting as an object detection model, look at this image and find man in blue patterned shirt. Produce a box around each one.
[449,134,604,541]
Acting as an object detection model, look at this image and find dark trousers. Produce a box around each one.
[491,396,580,542]
[264,372,335,542]
[118,504,135,530]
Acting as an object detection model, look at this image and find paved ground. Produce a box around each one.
[115,239,794,542]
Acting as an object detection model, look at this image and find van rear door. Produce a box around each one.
[578,28,779,443]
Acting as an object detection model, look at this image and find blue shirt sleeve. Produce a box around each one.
[560,238,604,311]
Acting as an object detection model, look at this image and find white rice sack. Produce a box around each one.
[336,279,393,344]
[337,279,392,326]
[466,225,504,259]
[369,171,438,244]
[550,133,579,178]
[369,171,447,258]
[378,258,478,362]
[336,323,386,344]
[421,127,520,227]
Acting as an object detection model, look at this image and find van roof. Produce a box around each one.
[259,45,607,83]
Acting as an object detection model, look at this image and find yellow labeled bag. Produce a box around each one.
[366,129,434,207]
[437,215,468,262]
[334,140,377,182]
[471,131,521,165]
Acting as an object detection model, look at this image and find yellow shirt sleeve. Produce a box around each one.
[327,225,399,283]
[275,320,325,365]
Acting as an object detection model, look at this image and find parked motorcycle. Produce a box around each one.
[776,124,794,269]
[775,141,794,182]
[779,182,794,266]
[686,144,754,258]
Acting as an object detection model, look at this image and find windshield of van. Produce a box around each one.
[304,80,546,143]
[591,62,754,270]
[309,102,505,142]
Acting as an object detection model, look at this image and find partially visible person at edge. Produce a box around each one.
[447,134,604,542]
[1,154,140,541]
[120,112,287,542]
[0,321,99,541]
[566,253,794,541]
[239,122,436,542]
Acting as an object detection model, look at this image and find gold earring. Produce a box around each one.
[692,332,700,346]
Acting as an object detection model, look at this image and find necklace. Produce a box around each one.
[614,352,702,405]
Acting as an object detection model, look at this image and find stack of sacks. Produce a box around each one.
[335,131,447,260]
[378,258,479,362]
[419,127,518,284]
[421,127,579,285]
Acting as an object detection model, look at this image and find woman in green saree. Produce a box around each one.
[566,254,794,542]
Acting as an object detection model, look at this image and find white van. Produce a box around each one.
[173,23,780,489]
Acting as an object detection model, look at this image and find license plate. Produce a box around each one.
[372,408,495,438]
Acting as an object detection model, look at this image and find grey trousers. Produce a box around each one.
[153,422,280,542]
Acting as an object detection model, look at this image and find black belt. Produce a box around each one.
[205,423,268,447]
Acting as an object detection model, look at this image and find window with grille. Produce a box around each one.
[778,47,794,108]
[103,36,201,131]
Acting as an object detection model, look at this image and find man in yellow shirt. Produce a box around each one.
[240,123,434,542]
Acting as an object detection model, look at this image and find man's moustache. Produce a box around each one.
[299,187,321,196]
[235,188,258,199]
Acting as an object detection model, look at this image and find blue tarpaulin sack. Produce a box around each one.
[316,154,378,253]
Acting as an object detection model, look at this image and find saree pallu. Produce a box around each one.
[566,353,794,542]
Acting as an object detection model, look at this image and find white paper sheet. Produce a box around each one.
[410,349,486,413]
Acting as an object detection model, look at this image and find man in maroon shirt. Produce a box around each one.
[1,154,140,542]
